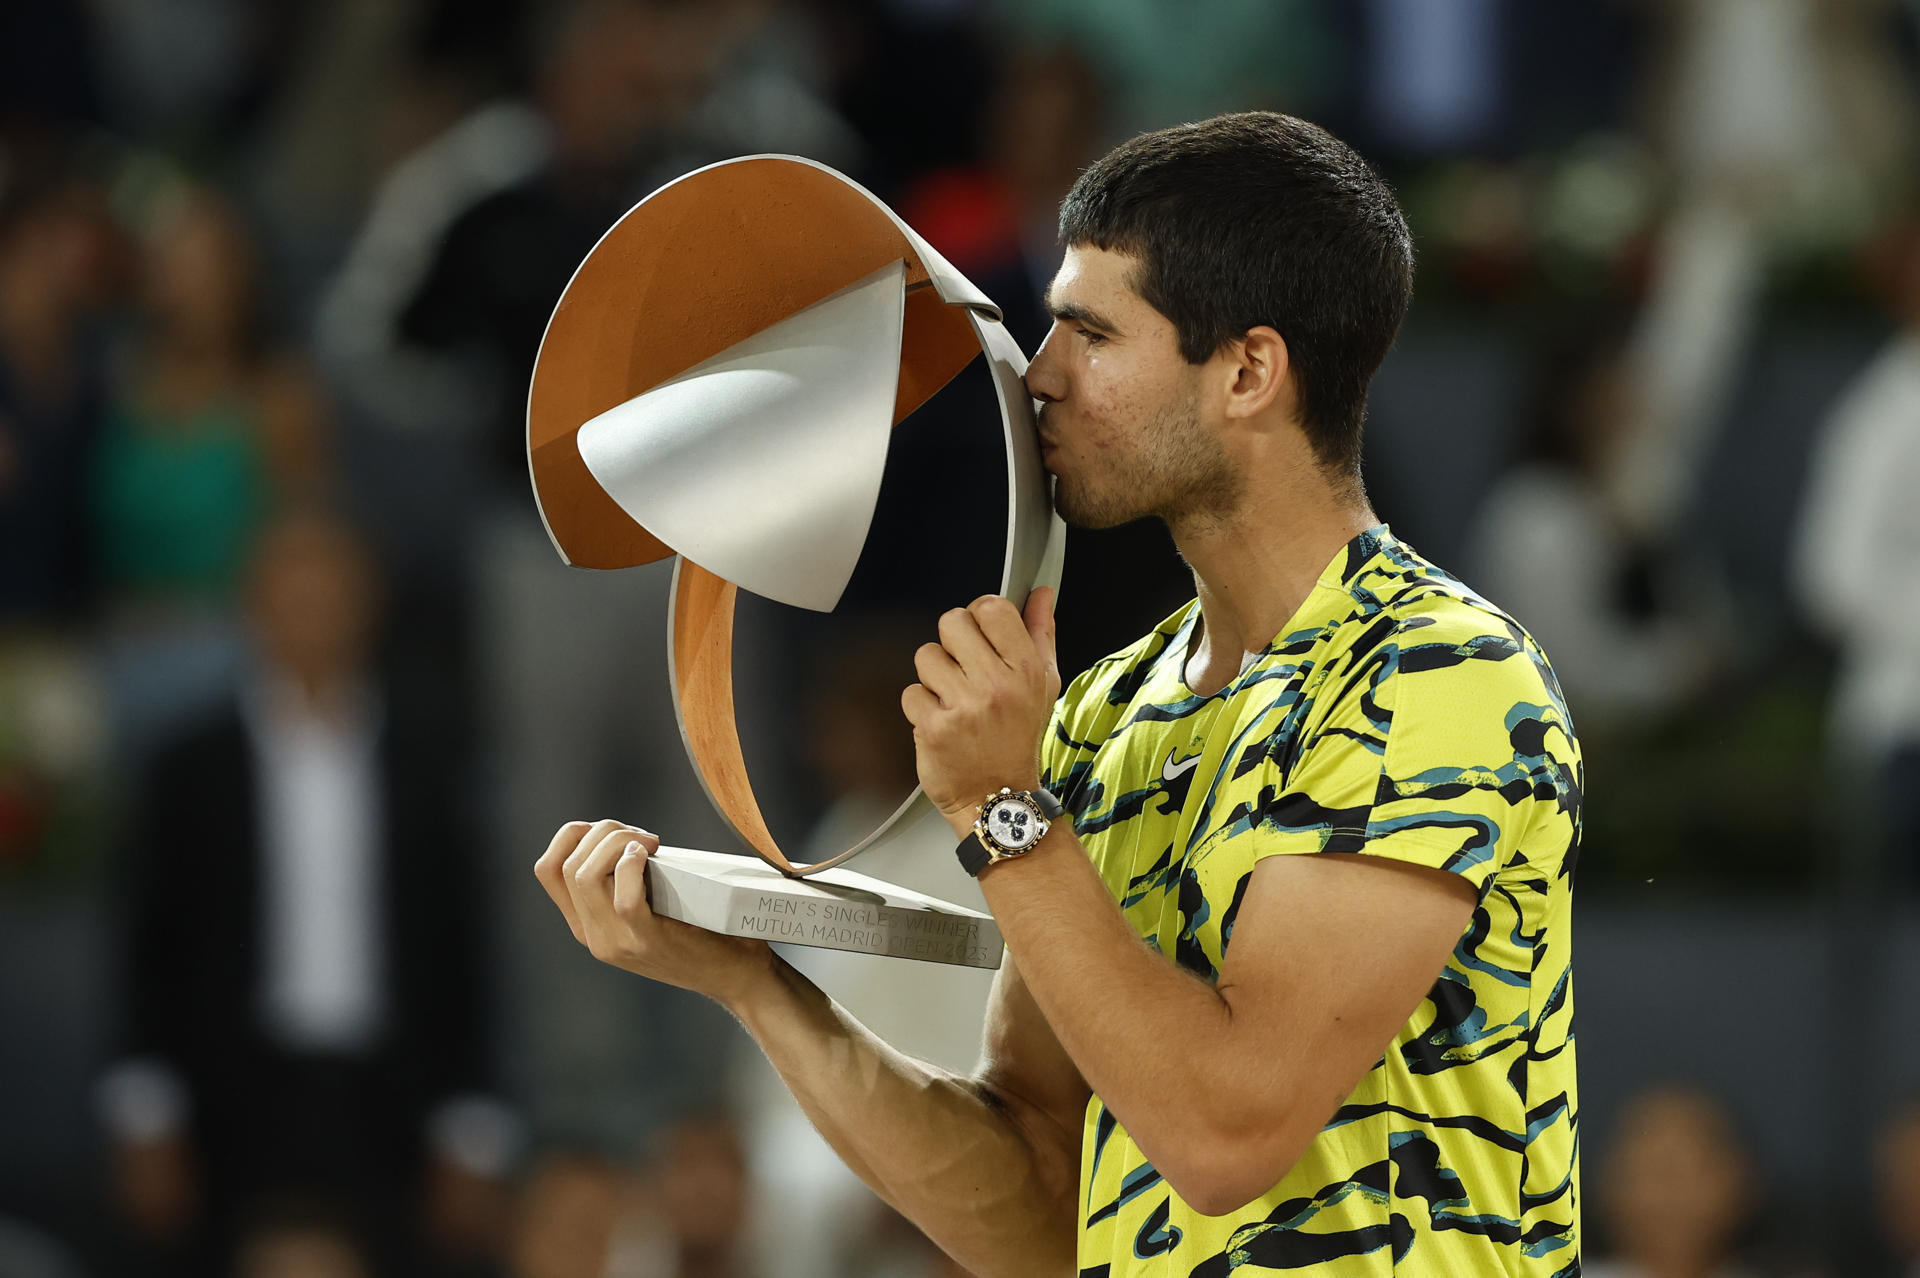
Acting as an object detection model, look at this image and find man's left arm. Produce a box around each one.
[975,825,1472,1217]
[904,592,1477,1218]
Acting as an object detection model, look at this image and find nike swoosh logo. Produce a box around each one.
[1162,748,1203,783]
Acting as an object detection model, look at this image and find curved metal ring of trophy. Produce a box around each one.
[527,154,1066,879]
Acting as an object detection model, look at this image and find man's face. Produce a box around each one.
[1024,246,1241,530]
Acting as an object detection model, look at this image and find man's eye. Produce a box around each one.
[1076,327,1105,345]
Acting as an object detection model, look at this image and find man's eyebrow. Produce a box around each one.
[1043,292,1123,336]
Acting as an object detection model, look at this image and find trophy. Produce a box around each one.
[527,156,1064,969]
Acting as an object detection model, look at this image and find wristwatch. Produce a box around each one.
[957,786,1066,876]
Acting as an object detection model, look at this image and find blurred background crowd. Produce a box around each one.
[2,0,1920,1274]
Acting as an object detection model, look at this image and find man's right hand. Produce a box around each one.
[532,819,774,1007]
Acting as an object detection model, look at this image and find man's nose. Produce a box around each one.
[1024,326,1066,404]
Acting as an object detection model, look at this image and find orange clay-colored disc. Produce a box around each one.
[528,157,984,571]
[529,157,1006,874]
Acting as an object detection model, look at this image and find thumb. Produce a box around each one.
[1025,585,1058,673]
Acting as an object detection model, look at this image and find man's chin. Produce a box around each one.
[1053,487,1146,532]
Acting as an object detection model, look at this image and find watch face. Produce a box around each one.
[985,798,1042,851]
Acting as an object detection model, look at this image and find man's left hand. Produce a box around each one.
[902,587,1060,836]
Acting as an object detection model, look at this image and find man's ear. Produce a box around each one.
[1222,325,1292,422]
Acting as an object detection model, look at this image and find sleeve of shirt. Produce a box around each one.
[1220,621,1581,894]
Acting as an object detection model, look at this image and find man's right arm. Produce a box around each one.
[735,947,1086,1275]
[534,819,1089,1278]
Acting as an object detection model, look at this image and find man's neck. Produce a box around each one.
[1170,474,1376,695]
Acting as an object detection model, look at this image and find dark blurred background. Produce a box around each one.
[2,1,1919,1275]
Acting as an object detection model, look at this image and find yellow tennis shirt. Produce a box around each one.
[1041,526,1581,1277]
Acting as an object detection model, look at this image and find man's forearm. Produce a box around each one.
[727,954,1077,1277]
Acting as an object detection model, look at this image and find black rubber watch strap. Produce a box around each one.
[955,788,1065,877]
[957,833,993,877]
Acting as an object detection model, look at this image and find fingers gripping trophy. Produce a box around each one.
[527,157,1066,990]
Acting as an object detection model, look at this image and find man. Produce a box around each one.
[536,112,1582,1275]
[1792,216,1920,887]
[103,511,504,1276]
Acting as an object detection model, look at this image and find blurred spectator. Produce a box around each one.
[316,0,853,522]
[990,0,1340,141]
[899,43,1104,351]
[506,1150,629,1278]
[515,1108,814,1277]
[1588,1085,1762,1278]
[651,1114,751,1278]
[90,187,327,757]
[0,636,111,887]
[811,0,995,201]
[501,1124,752,1278]
[0,173,117,626]
[1604,0,1917,545]
[1467,315,1721,728]
[1791,219,1920,886]
[1641,0,1914,206]
[0,168,119,889]
[1354,0,1648,163]
[1877,1099,1920,1278]
[248,0,531,311]
[97,509,505,1277]
[1360,0,1506,156]
[0,166,120,894]
[233,1198,373,1278]
[315,0,678,491]
[678,2,865,182]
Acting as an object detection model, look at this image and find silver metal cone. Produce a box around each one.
[575,260,908,612]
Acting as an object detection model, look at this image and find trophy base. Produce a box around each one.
[646,846,1003,969]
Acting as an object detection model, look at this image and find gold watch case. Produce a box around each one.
[973,787,1052,859]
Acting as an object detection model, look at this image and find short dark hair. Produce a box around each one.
[1058,112,1413,477]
